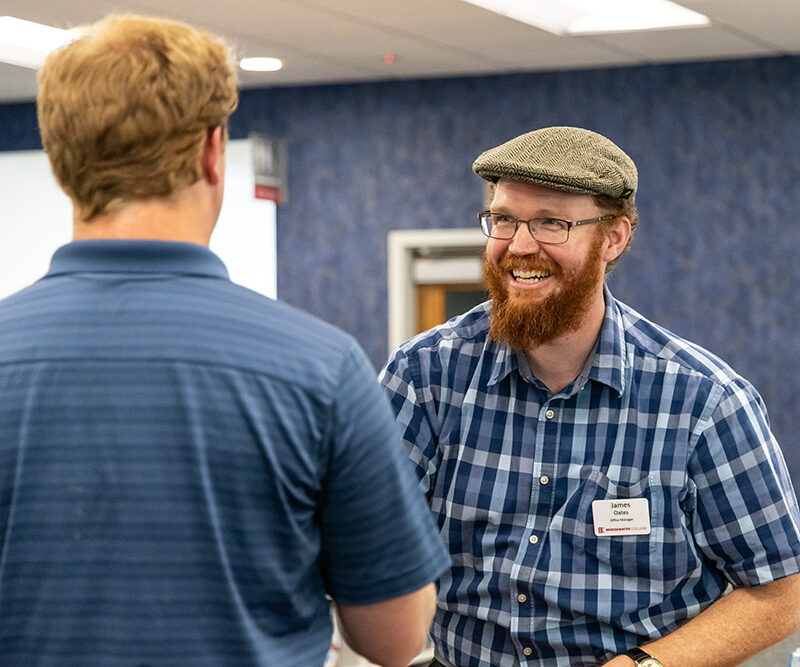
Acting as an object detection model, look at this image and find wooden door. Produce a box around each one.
[415,282,488,334]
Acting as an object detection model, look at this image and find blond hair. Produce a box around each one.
[37,14,239,220]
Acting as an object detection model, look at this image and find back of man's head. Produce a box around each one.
[37,14,239,221]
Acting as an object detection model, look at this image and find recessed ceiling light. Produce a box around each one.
[460,0,710,35]
[0,16,77,69]
[239,57,283,72]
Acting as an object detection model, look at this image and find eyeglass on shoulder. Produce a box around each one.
[477,211,616,244]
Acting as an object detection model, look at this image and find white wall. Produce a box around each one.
[0,138,276,300]
[211,139,277,299]
[0,149,72,299]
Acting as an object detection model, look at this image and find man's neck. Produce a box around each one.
[523,288,607,394]
[72,180,217,246]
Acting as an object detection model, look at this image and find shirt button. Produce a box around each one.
[517,593,527,603]
[523,647,533,656]
[529,534,539,544]
[539,475,549,485]
[545,409,555,419]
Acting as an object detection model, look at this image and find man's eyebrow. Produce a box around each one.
[489,207,564,218]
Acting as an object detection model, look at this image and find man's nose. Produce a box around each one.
[508,223,542,255]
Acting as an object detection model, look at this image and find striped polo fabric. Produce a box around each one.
[379,287,800,666]
[0,240,449,666]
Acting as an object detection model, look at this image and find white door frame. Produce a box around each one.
[387,228,485,350]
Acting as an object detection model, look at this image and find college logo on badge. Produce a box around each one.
[592,498,651,536]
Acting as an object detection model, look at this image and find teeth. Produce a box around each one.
[513,270,550,283]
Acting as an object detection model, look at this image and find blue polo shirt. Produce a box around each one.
[0,240,449,666]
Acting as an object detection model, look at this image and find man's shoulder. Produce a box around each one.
[215,281,356,349]
[0,271,362,389]
[615,298,742,387]
[392,301,492,360]
[148,278,366,385]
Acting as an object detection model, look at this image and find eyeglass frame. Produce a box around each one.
[478,210,618,245]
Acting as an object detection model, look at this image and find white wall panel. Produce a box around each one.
[0,139,276,300]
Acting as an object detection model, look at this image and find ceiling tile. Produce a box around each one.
[0,0,798,102]
[587,24,775,63]
[680,0,800,50]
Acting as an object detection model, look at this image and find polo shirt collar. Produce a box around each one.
[485,284,627,396]
[44,240,230,280]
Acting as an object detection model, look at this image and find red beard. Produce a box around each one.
[483,235,606,350]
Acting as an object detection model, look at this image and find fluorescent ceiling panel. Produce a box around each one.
[460,0,710,35]
[0,16,76,69]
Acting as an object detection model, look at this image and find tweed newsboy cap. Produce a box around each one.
[473,126,638,203]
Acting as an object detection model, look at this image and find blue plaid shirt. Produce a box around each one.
[379,288,800,666]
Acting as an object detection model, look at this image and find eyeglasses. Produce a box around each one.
[478,210,617,245]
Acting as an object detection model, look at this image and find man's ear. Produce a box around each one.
[602,216,632,263]
[202,126,223,185]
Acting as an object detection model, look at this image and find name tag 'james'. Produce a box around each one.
[592,498,651,536]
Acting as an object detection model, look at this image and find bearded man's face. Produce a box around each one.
[483,181,612,350]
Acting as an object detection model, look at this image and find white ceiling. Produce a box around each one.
[2,0,800,103]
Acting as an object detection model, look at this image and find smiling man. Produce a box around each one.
[379,127,800,666]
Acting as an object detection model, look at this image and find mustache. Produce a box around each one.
[497,253,560,276]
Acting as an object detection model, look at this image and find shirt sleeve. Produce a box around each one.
[688,377,800,587]
[318,341,450,605]
[378,344,441,499]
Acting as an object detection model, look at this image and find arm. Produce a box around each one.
[337,583,438,667]
[606,378,800,666]
[604,572,800,666]
[378,347,441,496]
[320,345,449,664]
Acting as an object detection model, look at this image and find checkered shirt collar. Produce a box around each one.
[486,284,627,397]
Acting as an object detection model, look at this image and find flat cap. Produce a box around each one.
[473,126,637,203]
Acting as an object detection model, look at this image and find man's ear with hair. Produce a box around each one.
[202,126,223,185]
[602,216,632,265]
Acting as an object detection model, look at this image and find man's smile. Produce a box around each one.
[510,269,552,285]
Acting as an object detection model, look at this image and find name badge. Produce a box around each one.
[592,498,651,536]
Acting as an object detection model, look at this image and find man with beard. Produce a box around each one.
[379,127,800,666]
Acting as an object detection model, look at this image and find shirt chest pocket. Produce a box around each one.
[571,469,665,579]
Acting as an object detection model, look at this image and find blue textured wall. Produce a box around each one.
[2,57,798,485]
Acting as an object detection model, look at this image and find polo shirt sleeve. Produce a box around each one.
[688,377,800,587]
[318,342,450,605]
[378,345,441,499]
